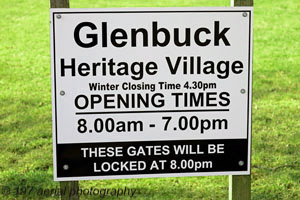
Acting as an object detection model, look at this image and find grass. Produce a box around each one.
[0,0,300,199]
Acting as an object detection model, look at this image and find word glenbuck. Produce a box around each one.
[74,21,231,48]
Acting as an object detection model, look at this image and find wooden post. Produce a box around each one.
[229,0,253,199]
[231,0,253,6]
[60,181,79,200]
[229,175,251,200]
[50,0,69,8]
[50,2,79,200]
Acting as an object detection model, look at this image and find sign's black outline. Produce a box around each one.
[52,10,252,178]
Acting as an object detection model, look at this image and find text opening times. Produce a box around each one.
[77,116,228,135]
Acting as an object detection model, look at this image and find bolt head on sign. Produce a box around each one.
[50,7,253,181]
[63,164,69,170]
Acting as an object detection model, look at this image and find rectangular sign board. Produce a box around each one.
[50,7,253,181]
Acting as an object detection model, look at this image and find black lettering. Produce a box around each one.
[219,92,230,106]
[75,95,89,109]
[232,61,244,74]
[131,28,148,47]
[206,92,217,107]
[166,56,181,74]
[61,58,75,76]
[194,28,211,46]
[131,62,143,80]
[216,61,230,79]
[174,28,191,46]
[102,22,107,47]
[153,22,170,47]
[145,62,158,75]
[74,22,98,48]
[214,21,230,46]
[78,63,90,76]
[111,28,127,47]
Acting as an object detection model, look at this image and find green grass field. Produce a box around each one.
[0,0,300,199]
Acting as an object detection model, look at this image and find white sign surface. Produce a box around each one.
[51,7,253,181]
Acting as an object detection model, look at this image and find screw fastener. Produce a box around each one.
[240,89,246,94]
[238,161,244,166]
[60,91,65,96]
[243,12,248,17]
[63,165,69,170]
[56,14,62,19]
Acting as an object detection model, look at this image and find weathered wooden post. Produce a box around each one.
[50,2,79,200]
[229,0,253,200]
[232,0,253,6]
[60,181,79,200]
[50,0,69,8]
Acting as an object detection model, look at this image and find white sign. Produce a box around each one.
[50,7,253,181]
